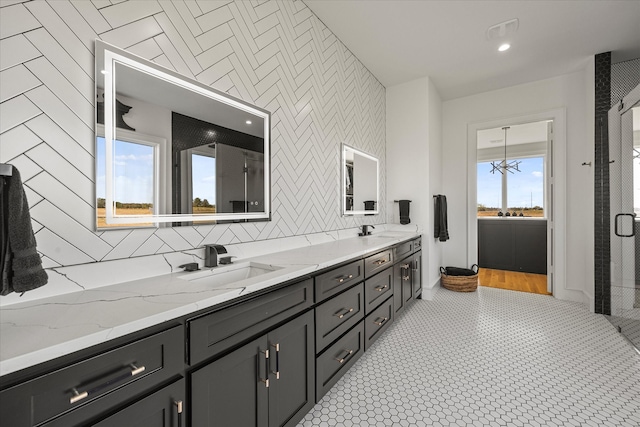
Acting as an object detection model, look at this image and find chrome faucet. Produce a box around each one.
[359,224,375,236]
[204,244,227,268]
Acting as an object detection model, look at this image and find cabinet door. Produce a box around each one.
[267,311,314,427]
[399,258,413,304]
[412,251,422,299]
[191,337,269,427]
[92,379,185,427]
[393,262,404,315]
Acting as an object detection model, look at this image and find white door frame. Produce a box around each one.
[467,108,567,297]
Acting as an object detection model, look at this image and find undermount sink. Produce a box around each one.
[364,232,408,239]
[178,262,283,287]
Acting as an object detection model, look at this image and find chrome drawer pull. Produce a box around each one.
[69,363,146,404]
[260,349,270,388]
[334,307,354,319]
[70,388,88,404]
[336,274,354,283]
[374,284,389,292]
[175,400,184,427]
[374,317,388,326]
[403,275,410,281]
[374,258,387,266]
[130,364,146,376]
[401,263,410,269]
[335,349,354,364]
[271,343,280,380]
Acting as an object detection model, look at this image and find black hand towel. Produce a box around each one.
[434,195,449,242]
[1,166,48,296]
[399,200,411,225]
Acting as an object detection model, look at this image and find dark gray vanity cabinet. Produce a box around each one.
[0,325,184,427]
[93,378,185,427]
[412,251,423,299]
[393,256,413,315]
[190,310,315,427]
[393,238,422,315]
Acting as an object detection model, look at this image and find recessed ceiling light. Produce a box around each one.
[246,120,252,125]
[498,43,511,52]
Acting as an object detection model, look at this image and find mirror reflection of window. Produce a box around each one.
[191,154,216,214]
[96,133,160,228]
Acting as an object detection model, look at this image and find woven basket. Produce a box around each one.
[441,273,478,292]
[440,265,479,292]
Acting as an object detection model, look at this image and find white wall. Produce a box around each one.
[387,76,443,298]
[442,66,595,306]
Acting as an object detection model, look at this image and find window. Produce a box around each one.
[477,156,545,217]
[96,128,162,228]
[189,152,216,214]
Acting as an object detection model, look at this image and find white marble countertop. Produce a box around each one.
[0,232,419,377]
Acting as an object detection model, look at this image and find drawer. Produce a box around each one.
[364,249,393,277]
[316,322,364,401]
[314,260,363,303]
[92,378,185,427]
[188,279,313,365]
[315,283,364,351]
[413,237,422,252]
[0,326,183,427]
[364,297,393,350]
[364,268,393,315]
[394,240,413,260]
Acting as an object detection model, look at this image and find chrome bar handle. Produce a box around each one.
[373,258,387,266]
[374,317,388,326]
[259,349,270,388]
[336,274,354,283]
[334,307,354,319]
[271,343,280,380]
[401,263,410,269]
[69,363,145,404]
[335,349,354,364]
[374,284,389,292]
[70,388,88,404]
[175,400,184,427]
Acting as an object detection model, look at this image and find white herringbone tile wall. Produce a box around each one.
[0,0,386,269]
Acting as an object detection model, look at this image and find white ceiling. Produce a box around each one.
[304,0,640,100]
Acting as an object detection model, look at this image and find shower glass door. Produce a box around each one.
[608,83,640,349]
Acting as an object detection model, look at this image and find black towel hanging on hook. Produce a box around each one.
[434,195,449,242]
[398,200,411,224]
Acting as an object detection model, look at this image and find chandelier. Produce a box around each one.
[490,126,521,174]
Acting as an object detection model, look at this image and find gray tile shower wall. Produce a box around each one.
[0,1,386,294]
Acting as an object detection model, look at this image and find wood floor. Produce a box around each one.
[479,268,551,295]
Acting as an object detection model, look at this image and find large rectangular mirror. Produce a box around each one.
[95,40,270,228]
[342,144,379,215]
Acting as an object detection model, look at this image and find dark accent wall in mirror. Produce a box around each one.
[95,40,271,228]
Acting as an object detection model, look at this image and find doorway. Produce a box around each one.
[476,120,553,295]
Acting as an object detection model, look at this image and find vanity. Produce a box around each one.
[0,233,422,427]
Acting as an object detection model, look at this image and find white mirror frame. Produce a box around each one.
[97,40,271,225]
[342,144,380,216]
